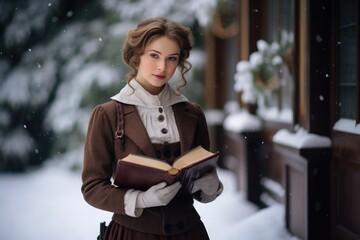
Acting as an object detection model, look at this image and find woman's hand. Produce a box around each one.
[136,182,182,208]
[192,169,221,195]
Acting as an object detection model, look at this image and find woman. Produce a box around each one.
[81,17,223,240]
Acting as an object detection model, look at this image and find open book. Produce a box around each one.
[114,146,219,194]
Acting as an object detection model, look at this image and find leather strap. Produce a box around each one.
[114,101,124,149]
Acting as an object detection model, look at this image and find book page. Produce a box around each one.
[121,154,172,171]
[173,146,216,169]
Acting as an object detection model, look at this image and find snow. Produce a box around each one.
[257,107,293,123]
[103,0,218,27]
[4,0,59,47]
[0,163,297,240]
[0,109,11,126]
[260,177,285,201]
[223,111,262,133]
[223,100,241,114]
[1,127,35,159]
[0,67,31,107]
[204,109,225,126]
[108,22,137,38]
[333,118,360,135]
[273,128,331,149]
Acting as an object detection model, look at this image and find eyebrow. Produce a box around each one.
[149,49,180,56]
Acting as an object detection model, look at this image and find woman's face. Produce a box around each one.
[136,36,180,95]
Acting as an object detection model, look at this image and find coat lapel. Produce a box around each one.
[122,104,156,157]
[173,103,198,154]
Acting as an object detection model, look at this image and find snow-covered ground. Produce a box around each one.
[0,161,297,240]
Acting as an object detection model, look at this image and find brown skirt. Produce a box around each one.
[103,220,210,240]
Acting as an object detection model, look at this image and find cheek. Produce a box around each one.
[139,58,155,72]
[145,61,156,70]
[167,63,178,74]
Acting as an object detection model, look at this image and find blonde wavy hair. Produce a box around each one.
[122,17,193,90]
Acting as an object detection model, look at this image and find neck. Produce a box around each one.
[135,79,165,95]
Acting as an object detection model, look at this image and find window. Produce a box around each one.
[337,0,359,121]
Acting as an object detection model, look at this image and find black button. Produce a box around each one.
[158,107,163,113]
[161,128,168,134]
[158,115,164,122]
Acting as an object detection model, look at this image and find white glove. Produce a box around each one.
[136,181,182,209]
[192,169,220,195]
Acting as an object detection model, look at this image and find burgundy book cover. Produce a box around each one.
[114,151,219,193]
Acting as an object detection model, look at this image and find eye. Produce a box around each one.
[168,56,178,62]
[150,53,159,59]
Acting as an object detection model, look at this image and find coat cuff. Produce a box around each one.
[124,189,143,217]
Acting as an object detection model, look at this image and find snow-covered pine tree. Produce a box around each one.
[0,0,119,171]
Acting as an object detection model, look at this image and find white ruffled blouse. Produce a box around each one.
[111,80,188,144]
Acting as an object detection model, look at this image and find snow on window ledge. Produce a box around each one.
[205,109,225,126]
[223,110,262,133]
[257,107,293,124]
[273,128,331,149]
[333,118,360,135]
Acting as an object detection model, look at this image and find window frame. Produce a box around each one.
[333,0,360,125]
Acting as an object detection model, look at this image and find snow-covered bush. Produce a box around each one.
[234,31,293,108]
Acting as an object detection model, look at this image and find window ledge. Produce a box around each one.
[333,118,360,135]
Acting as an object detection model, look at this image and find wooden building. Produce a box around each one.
[204,0,360,239]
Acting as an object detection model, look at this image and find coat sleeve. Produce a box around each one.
[81,104,127,215]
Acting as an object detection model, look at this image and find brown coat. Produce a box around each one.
[81,100,210,235]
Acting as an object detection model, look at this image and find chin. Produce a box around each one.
[151,80,167,87]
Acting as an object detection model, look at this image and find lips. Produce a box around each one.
[153,74,166,80]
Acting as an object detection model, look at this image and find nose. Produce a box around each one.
[157,61,166,72]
